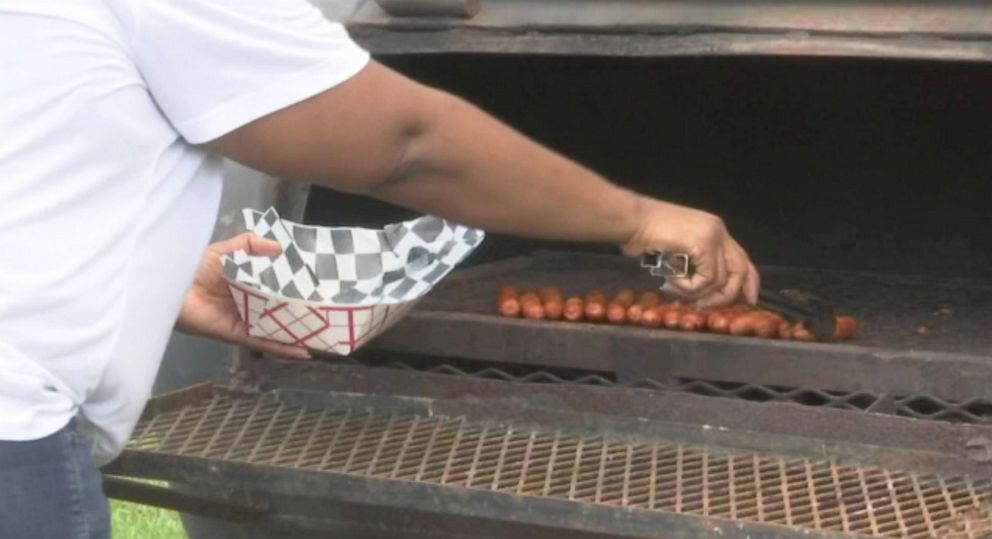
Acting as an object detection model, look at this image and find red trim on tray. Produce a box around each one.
[264,309,298,343]
[352,305,394,349]
[246,297,396,352]
[259,302,289,320]
[232,284,269,333]
[284,307,329,345]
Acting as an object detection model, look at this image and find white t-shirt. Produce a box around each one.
[0,0,369,464]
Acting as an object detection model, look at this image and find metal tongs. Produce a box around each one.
[639,250,692,279]
[758,289,836,341]
[640,250,837,341]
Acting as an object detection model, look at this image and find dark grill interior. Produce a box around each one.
[306,55,992,280]
[129,388,992,539]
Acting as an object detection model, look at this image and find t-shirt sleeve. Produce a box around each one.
[122,0,370,144]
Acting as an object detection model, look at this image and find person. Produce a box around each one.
[0,1,759,537]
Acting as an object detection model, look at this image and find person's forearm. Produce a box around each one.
[207,62,757,305]
[370,90,643,247]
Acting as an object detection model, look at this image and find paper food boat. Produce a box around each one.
[222,207,484,355]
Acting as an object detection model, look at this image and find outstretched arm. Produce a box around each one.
[206,61,758,306]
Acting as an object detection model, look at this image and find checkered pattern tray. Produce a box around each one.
[222,207,484,355]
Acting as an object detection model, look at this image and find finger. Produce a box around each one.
[666,246,718,297]
[726,238,760,305]
[743,259,760,305]
[245,234,283,257]
[660,281,679,297]
[243,336,311,360]
[675,246,729,301]
[213,233,282,257]
[712,248,728,295]
[713,241,749,304]
[697,269,743,309]
[688,248,728,304]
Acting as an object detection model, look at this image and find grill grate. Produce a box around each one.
[129,391,992,538]
[634,378,880,412]
[343,355,992,424]
[896,395,992,424]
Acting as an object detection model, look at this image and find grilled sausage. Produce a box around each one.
[520,292,545,320]
[662,303,683,330]
[792,324,816,342]
[615,289,637,307]
[563,297,584,322]
[543,300,564,321]
[640,306,663,328]
[629,291,660,324]
[834,315,859,340]
[777,320,794,340]
[626,304,645,324]
[498,286,521,318]
[729,312,762,337]
[539,287,564,321]
[606,301,628,325]
[605,289,637,325]
[706,310,732,334]
[679,309,707,332]
[754,311,783,339]
[584,290,607,322]
[639,292,662,308]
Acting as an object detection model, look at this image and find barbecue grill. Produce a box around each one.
[104,1,992,537]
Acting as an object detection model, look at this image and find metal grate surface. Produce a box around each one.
[343,355,992,424]
[896,395,992,424]
[129,391,992,539]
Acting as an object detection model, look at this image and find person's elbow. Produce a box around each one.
[361,84,452,198]
[204,61,453,198]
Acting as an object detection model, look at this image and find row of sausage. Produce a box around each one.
[497,286,858,341]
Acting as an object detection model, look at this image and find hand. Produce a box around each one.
[176,233,312,360]
[621,197,760,308]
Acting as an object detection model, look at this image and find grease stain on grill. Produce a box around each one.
[128,390,992,539]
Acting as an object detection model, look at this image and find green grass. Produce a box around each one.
[111,499,187,539]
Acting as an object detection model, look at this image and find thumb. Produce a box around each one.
[213,233,283,258]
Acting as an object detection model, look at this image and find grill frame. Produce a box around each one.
[250,361,992,477]
[136,257,992,537]
[342,351,992,425]
[108,382,992,539]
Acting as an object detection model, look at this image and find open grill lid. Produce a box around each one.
[314,0,992,61]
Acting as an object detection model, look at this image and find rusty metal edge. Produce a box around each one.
[137,383,216,421]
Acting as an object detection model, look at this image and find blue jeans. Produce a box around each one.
[0,417,111,539]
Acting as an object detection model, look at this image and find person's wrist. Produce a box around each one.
[618,193,651,257]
